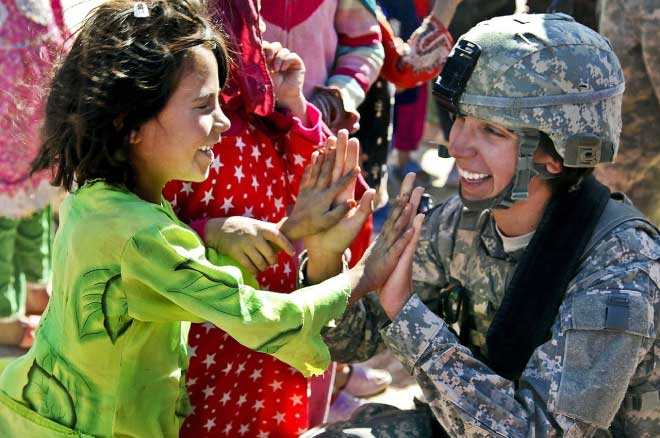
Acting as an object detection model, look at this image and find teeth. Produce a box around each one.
[458,167,489,181]
[199,146,211,152]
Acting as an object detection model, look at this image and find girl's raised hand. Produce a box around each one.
[303,130,373,257]
[346,173,425,302]
[204,216,295,275]
[279,142,357,241]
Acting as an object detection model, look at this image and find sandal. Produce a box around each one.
[344,364,392,398]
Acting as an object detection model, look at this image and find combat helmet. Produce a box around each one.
[433,13,625,211]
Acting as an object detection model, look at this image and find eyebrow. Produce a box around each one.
[192,93,212,102]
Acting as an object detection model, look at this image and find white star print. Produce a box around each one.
[274,197,283,212]
[222,422,233,436]
[257,431,269,438]
[253,399,265,411]
[187,376,197,386]
[238,424,250,435]
[170,194,177,208]
[219,391,231,406]
[202,353,216,369]
[235,361,246,376]
[221,196,234,214]
[293,153,305,166]
[180,182,193,195]
[202,385,214,400]
[202,188,214,206]
[265,157,273,169]
[235,137,246,152]
[251,175,260,191]
[234,165,245,183]
[203,417,216,432]
[242,206,254,218]
[282,261,291,276]
[211,154,223,173]
[236,393,248,407]
[249,368,262,382]
[251,145,261,160]
[272,411,285,424]
[221,362,233,375]
[187,344,197,358]
[290,394,303,406]
[269,379,283,391]
[266,185,273,200]
[202,322,215,333]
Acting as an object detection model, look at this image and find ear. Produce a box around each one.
[545,157,562,175]
[129,129,141,145]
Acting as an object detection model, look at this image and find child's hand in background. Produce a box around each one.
[263,40,307,120]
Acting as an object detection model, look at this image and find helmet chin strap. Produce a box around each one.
[453,130,559,212]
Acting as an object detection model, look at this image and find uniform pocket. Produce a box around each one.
[553,291,654,428]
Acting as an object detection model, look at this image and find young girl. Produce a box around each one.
[0,1,423,436]
[162,1,373,434]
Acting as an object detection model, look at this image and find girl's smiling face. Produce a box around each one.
[447,115,519,202]
[131,46,230,199]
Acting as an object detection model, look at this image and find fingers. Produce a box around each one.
[262,41,282,65]
[315,147,337,189]
[408,187,425,226]
[321,201,351,229]
[300,152,316,189]
[400,172,416,197]
[327,168,358,200]
[381,191,410,236]
[399,213,425,263]
[345,138,360,174]
[331,129,349,182]
[235,253,259,276]
[262,227,295,257]
[245,246,270,273]
[308,150,325,187]
[344,189,375,229]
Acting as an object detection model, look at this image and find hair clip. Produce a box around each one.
[133,2,150,18]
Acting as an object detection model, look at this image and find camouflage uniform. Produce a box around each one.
[596,0,660,225]
[306,13,660,438]
[314,195,660,437]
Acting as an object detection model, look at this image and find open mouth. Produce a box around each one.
[457,166,490,182]
[198,145,213,159]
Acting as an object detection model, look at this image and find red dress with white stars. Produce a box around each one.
[164,104,326,438]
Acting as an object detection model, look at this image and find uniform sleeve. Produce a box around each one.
[119,222,351,377]
[381,226,660,437]
[327,0,384,117]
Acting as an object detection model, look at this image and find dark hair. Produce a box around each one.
[32,0,230,191]
[538,132,594,193]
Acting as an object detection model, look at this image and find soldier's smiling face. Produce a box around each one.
[447,115,519,201]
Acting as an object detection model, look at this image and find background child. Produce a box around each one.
[0,0,65,348]
[0,1,423,436]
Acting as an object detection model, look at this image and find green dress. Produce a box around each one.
[0,181,350,437]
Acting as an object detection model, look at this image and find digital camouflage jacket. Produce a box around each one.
[0,181,351,438]
[323,195,660,437]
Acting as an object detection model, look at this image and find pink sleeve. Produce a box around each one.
[189,218,210,242]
